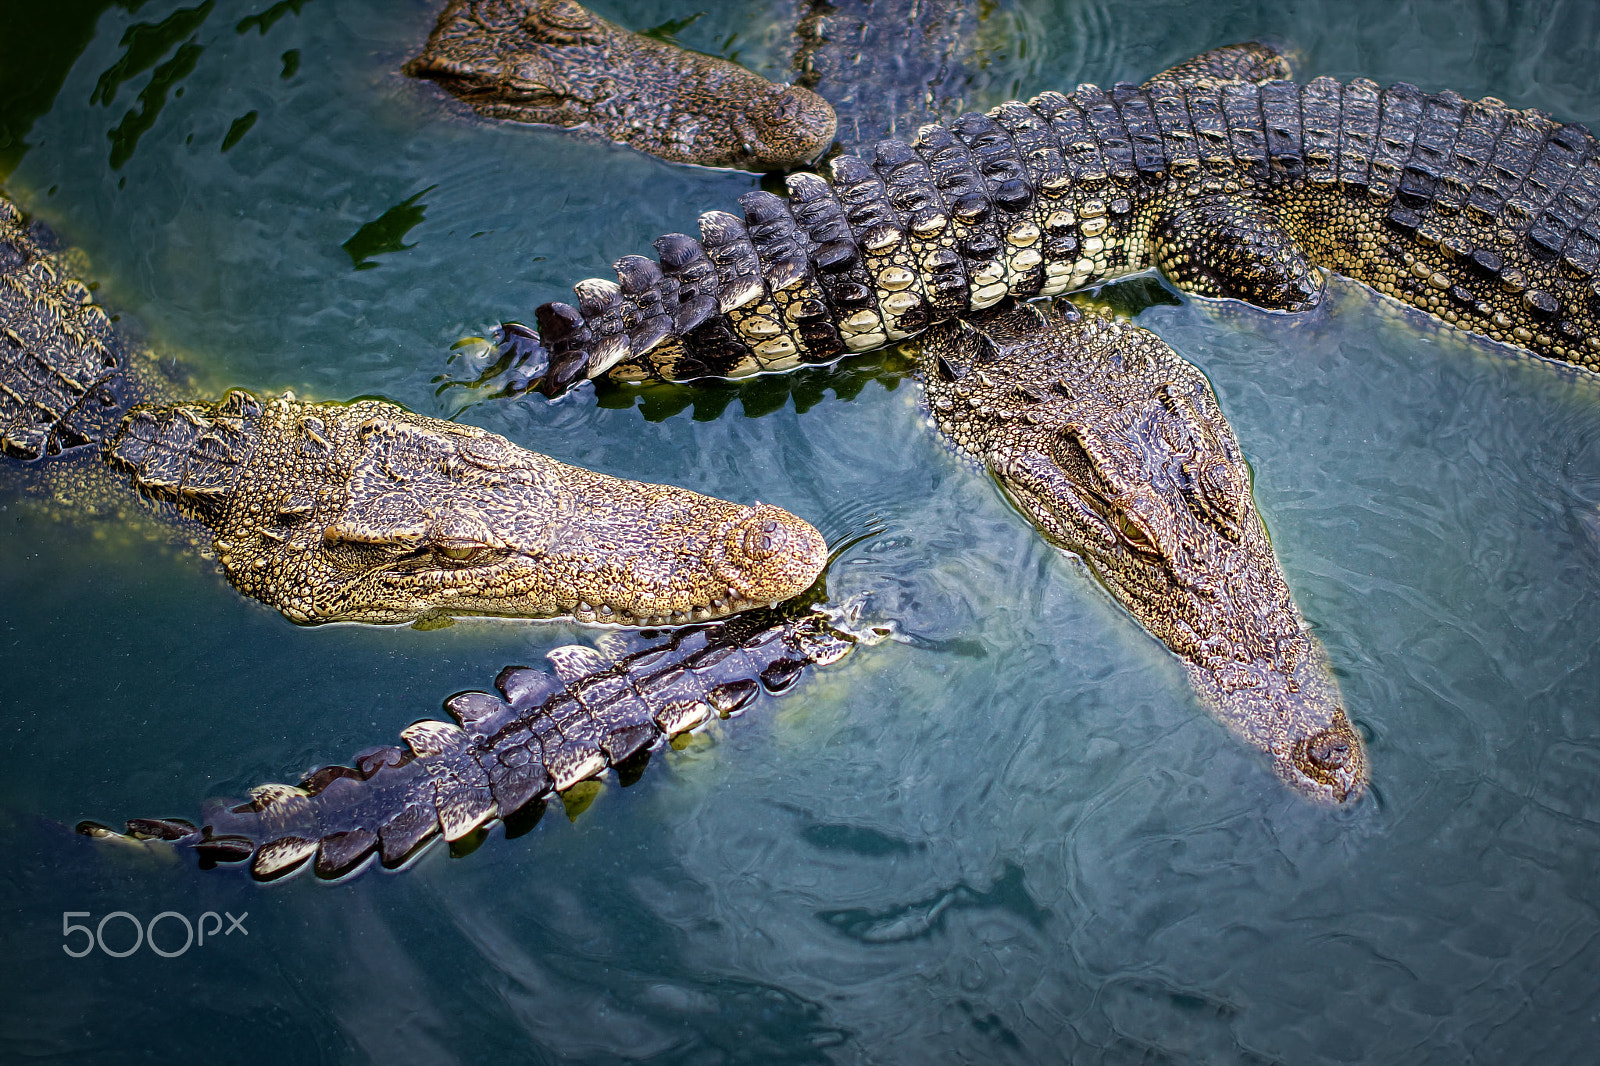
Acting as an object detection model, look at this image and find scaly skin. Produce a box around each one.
[1,192,827,625]
[529,44,1600,391]
[405,0,837,171]
[84,297,1368,882]
[82,596,873,880]
[105,392,827,625]
[919,299,1366,802]
[512,44,1374,801]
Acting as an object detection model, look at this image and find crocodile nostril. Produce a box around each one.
[743,518,788,560]
[1305,730,1351,771]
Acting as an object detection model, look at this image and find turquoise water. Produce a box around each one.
[3,0,1600,1060]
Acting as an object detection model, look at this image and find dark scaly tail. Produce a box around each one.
[81,604,873,880]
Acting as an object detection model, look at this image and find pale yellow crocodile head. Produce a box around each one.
[921,301,1368,804]
[108,392,827,626]
[404,0,837,171]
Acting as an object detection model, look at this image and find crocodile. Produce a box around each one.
[83,593,873,881]
[922,298,1363,801]
[525,43,1600,393]
[411,29,1363,800]
[405,0,837,171]
[0,192,827,626]
[47,32,1370,889]
[452,39,1363,800]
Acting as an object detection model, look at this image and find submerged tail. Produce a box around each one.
[82,606,870,880]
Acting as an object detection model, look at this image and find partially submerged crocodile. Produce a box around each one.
[54,35,1387,889]
[527,44,1600,389]
[405,0,837,171]
[922,299,1363,800]
[0,193,827,625]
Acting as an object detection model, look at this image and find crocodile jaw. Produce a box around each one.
[1181,634,1368,805]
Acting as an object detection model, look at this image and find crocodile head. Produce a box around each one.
[920,301,1368,804]
[111,393,826,626]
[404,0,837,171]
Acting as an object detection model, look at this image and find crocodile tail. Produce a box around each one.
[524,45,1297,398]
[528,69,1244,395]
[0,193,134,460]
[532,46,1600,390]
[80,609,857,880]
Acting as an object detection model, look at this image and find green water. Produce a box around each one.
[3,0,1600,1061]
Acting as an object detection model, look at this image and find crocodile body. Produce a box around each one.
[406,0,837,171]
[793,0,978,146]
[531,48,1600,393]
[84,600,864,880]
[0,193,827,625]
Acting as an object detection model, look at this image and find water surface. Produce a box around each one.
[2,1,1599,1061]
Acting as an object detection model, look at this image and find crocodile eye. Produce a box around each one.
[429,545,508,569]
[1113,512,1161,557]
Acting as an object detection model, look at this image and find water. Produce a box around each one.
[2,0,1599,1060]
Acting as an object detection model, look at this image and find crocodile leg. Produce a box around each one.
[1151,193,1325,311]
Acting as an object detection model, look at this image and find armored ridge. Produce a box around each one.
[0,191,828,625]
[918,299,1365,801]
[406,0,837,171]
[0,197,134,460]
[531,46,1600,394]
[83,603,864,880]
